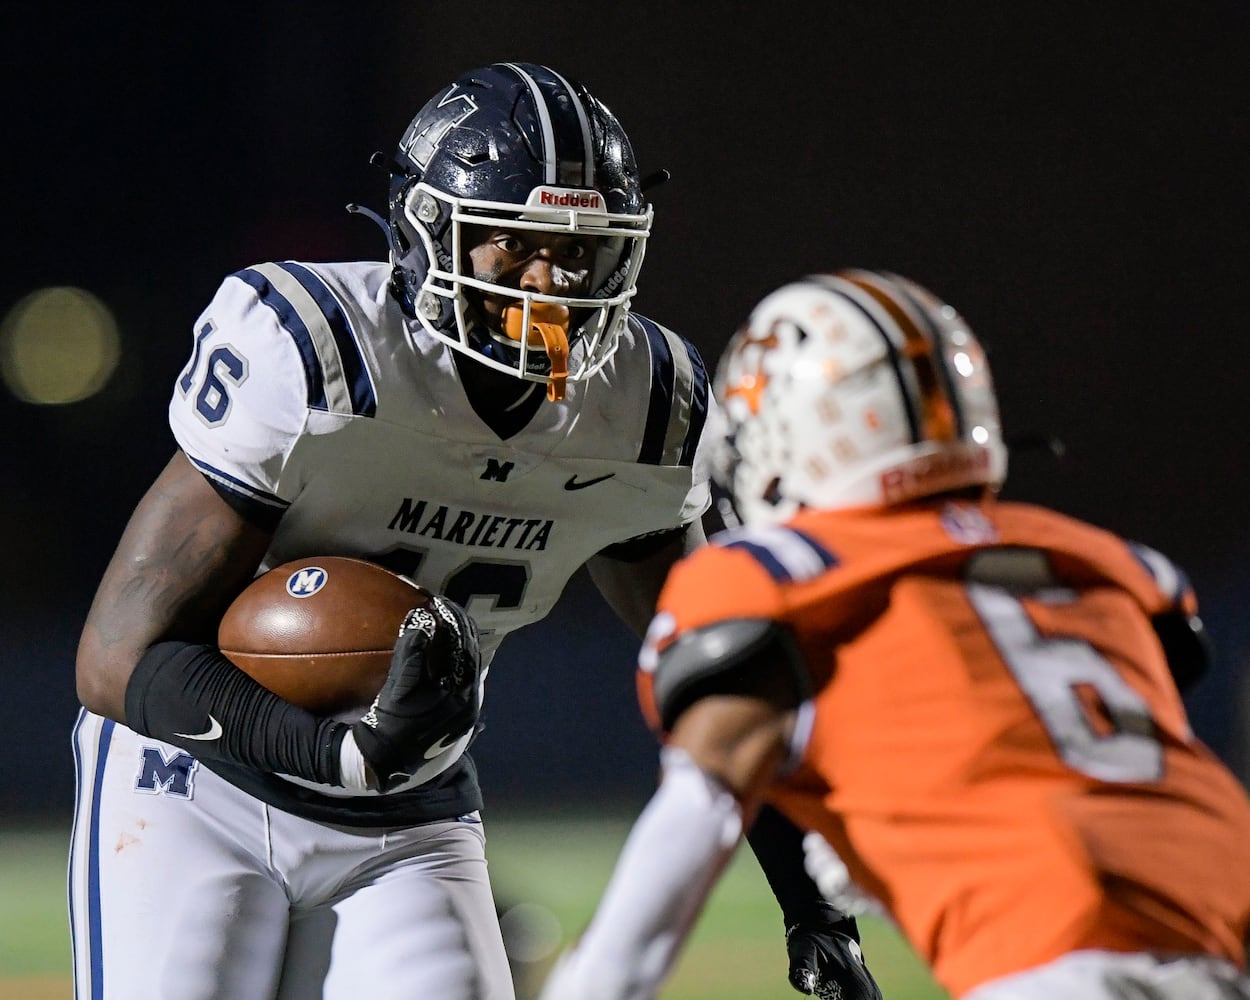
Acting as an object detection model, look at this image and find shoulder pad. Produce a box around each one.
[653,617,809,732]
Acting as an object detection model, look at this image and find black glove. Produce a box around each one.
[350,596,482,792]
[786,908,883,1000]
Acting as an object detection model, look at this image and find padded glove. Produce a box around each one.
[786,910,883,1000]
[351,595,482,792]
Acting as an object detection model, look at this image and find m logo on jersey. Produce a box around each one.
[135,747,199,798]
[480,459,515,482]
[285,566,328,597]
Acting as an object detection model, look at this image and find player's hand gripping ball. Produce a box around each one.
[218,556,434,716]
[351,594,484,791]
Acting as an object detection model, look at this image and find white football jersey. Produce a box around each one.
[169,259,711,791]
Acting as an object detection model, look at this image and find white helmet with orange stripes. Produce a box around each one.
[711,269,1007,525]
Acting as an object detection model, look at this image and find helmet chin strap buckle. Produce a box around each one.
[502,302,570,401]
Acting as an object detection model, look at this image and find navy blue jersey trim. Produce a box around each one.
[638,316,675,465]
[720,527,840,583]
[232,267,328,411]
[789,528,840,570]
[185,455,289,510]
[1127,541,1191,607]
[679,339,710,467]
[275,262,377,417]
[722,538,793,582]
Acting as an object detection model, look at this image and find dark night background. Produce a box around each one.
[2,2,1247,826]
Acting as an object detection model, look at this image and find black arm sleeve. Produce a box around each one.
[124,640,346,785]
[747,803,860,939]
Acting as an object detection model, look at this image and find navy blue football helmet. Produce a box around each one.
[385,63,652,399]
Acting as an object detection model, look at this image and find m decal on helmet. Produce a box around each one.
[397,86,480,169]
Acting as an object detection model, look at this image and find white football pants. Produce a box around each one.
[69,710,514,1000]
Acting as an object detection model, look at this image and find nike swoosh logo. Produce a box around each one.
[174,715,222,741]
[564,473,615,491]
[424,733,462,759]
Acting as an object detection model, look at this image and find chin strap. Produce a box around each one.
[345,201,389,235]
[503,301,570,401]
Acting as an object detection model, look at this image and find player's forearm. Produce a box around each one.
[540,748,743,1000]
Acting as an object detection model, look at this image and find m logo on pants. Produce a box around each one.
[135,747,199,798]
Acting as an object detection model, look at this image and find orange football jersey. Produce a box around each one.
[642,499,1250,997]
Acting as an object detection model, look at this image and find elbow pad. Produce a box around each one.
[652,618,809,733]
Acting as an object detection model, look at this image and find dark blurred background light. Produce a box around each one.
[1,287,120,405]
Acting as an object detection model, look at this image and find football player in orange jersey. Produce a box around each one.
[539,269,1250,1000]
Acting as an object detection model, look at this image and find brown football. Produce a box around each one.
[218,556,432,715]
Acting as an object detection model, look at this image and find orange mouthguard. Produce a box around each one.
[502,302,570,401]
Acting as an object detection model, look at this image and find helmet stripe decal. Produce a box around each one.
[839,271,960,443]
[504,64,595,188]
[883,273,967,438]
[808,274,923,444]
[505,64,559,185]
[547,67,596,188]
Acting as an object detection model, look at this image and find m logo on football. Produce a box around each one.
[285,566,328,598]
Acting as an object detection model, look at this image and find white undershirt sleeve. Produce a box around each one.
[539,747,744,1000]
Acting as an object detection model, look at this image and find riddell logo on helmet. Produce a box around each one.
[879,448,990,503]
[530,187,603,210]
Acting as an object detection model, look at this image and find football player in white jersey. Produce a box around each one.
[72,63,880,999]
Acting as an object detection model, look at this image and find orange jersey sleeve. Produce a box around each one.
[646,499,1250,997]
